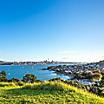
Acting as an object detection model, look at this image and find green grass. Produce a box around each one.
[0,81,103,104]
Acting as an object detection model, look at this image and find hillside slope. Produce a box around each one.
[0,81,103,104]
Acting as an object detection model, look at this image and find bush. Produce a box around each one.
[49,78,64,82]
[10,78,20,82]
[23,74,37,83]
[0,71,7,82]
[91,74,102,81]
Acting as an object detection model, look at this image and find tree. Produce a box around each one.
[10,78,20,82]
[0,71,7,81]
[23,74,37,83]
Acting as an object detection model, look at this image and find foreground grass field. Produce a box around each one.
[0,81,103,104]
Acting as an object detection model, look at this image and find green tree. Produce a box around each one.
[0,71,7,81]
[23,74,37,83]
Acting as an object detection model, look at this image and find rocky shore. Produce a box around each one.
[44,60,104,96]
[46,60,104,85]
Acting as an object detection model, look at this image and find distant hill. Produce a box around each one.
[0,61,13,65]
[0,61,4,62]
[0,60,104,66]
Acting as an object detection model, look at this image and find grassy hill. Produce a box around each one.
[0,81,103,104]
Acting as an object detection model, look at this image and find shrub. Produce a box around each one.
[91,74,102,81]
[0,71,7,82]
[10,78,20,82]
[23,74,37,83]
[49,78,64,82]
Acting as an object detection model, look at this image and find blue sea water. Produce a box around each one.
[0,64,70,81]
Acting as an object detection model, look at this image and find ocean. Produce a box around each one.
[0,64,70,81]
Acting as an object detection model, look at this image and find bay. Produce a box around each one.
[0,64,70,81]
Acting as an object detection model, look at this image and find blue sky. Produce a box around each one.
[0,0,104,62]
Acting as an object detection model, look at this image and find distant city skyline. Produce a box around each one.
[0,0,104,62]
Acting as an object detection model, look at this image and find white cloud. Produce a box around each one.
[55,50,104,62]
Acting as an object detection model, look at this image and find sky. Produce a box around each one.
[0,0,104,62]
